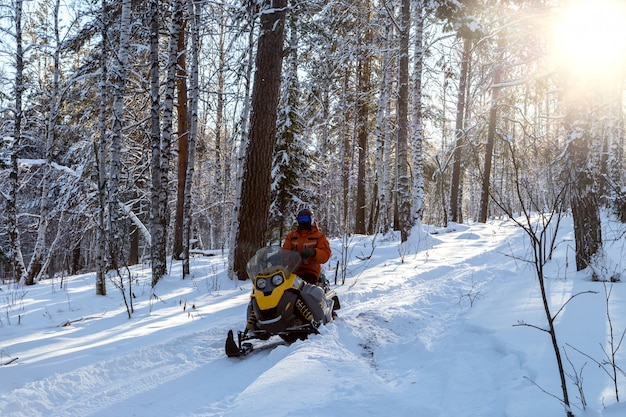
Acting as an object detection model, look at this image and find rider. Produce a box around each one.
[282,208,331,285]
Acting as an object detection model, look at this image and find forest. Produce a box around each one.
[0,0,624,287]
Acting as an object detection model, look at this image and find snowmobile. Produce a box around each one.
[225,246,340,357]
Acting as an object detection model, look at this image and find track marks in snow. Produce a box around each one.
[0,329,226,417]
[326,221,527,415]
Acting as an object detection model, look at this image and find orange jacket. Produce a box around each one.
[282,221,331,282]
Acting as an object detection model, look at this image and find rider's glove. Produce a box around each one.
[300,248,316,259]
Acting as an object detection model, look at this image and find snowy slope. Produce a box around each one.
[1,216,626,417]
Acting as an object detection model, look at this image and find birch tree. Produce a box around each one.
[212,14,226,250]
[396,0,411,242]
[150,0,162,286]
[149,0,164,285]
[149,0,183,286]
[108,0,132,271]
[95,0,109,295]
[182,0,199,278]
[410,1,426,226]
[8,0,27,283]
[24,0,62,285]
[375,11,394,235]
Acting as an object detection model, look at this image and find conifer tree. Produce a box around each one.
[232,0,288,280]
[270,4,315,241]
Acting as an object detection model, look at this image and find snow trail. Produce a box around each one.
[6,218,622,416]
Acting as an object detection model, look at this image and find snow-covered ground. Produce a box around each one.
[2,215,626,417]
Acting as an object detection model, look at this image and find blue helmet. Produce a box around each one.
[297,208,313,229]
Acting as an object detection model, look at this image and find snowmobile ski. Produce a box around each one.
[225,329,291,358]
[225,330,253,357]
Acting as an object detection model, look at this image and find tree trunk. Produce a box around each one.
[172,19,189,261]
[232,0,287,280]
[214,16,226,250]
[153,0,183,285]
[397,0,411,242]
[450,37,471,223]
[109,0,132,271]
[479,61,503,223]
[182,0,199,278]
[354,0,371,235]
[227,8,255,279]
[149,0,164,285]
[571,191,602,272]
[129,225,139,265]
[26,0,62,285]
[341,67,351,232]
[566,106,602,272]
[9,0,26,283]
[411,3,425,225]
[95,0,109,295]
[375,17,392,235]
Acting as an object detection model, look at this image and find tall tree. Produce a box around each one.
[566,102,602,272]
[449,37,471,223]
[270,2,310,240]
[444,0,481,224]
[213,12,226,250]
[375,12,394,235]
[341,66,352,233]
[411,1,426,226]
[26,0,62,285]
[182,0,199,278]
[227,2,256,273]
[397,0,411,242]
[95,0,109,295]
[172,18,189,261]
[478,40,504,224]
[232,0,288,280]
[8,0,27,283]
[354,0,372,235]
[149,0,164,285]
[108,0,132,271]
[156,0,183,282]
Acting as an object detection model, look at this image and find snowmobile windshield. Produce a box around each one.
[246,247,302,280]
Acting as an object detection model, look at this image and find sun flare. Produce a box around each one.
[552,0,626,79]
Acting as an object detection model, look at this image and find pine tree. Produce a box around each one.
[232,0,288,280]
[270,6,314,242]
